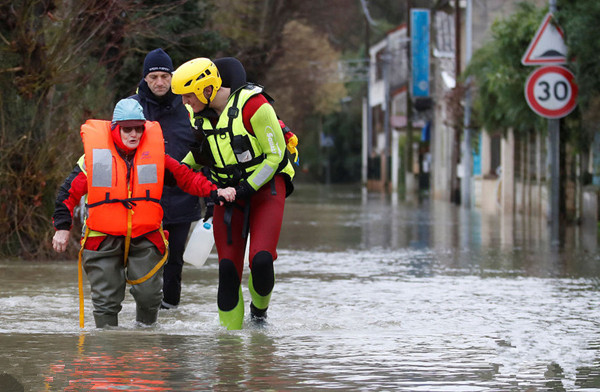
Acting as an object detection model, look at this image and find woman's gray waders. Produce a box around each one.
[82,236,164,327]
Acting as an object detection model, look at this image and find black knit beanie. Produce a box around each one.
[143,48,174,77]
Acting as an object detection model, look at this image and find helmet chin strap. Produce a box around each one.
[197,89,210,106]
[204,85,218,107]
[193,93,210,109]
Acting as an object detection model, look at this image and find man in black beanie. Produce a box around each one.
[130,48,203,310]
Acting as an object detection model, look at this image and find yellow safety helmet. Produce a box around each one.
[171,58,222,104]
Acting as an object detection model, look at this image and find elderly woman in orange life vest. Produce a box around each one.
[52,98,235,328]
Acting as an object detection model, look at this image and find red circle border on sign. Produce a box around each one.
[524,65,578,119]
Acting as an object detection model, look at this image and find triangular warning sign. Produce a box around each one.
[521,13,567,66]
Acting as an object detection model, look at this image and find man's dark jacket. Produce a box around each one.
[130,80,201,224]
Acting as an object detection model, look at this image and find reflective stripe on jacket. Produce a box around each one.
[81,119,165,238]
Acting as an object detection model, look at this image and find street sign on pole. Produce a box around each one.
[411,9,430,97]
[524,65,578,119]
[521,12,567,66]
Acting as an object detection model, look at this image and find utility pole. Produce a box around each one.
[406,0,413,195]
[363,14,372,186]
[455,0,461,75]
[461,0,473,208]
[450,0,461,203]
[361,0,374,188]
[548,0,560,245]
[382,46,392,192]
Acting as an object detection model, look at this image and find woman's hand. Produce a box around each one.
[52,230,70,253]
[217,187,236,204]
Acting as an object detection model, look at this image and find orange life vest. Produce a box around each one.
[81,119,165,238]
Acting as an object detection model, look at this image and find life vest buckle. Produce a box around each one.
[227,107,239,118]
[121,200,137,209]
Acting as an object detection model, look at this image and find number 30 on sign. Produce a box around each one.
[524,65,578,119]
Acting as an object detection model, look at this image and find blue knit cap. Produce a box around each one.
[112,98,146,127]
[143,48,174,77]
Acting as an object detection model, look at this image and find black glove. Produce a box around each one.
[235,181,255,200]
[203,202,214,222]
[208,190,219,204]
[207,190,227,205]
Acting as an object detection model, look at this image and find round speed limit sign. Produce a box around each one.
[524,65,578,119]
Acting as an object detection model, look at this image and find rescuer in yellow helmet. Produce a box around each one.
[171,57,296,330]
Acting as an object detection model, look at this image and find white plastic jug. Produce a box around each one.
[183,217,215,268]
[243,234,250,266]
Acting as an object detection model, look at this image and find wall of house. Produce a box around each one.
[431,0,547,207]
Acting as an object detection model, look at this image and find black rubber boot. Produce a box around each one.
[136,306,158,326]
[250,302,268,324]
[94,313,118,328]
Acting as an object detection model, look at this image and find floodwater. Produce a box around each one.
[2,184,600,391]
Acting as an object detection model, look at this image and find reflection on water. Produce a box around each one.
[44,334,173,391]
[1,184,600,391]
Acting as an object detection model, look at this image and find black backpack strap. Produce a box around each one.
[226,89,242,140]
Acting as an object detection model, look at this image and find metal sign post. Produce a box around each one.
[521,0,571,245]
[524,65,577,245]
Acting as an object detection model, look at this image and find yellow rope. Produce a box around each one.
[77,227,90,329]
[123,191,133,267]
[126,227,169,285]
